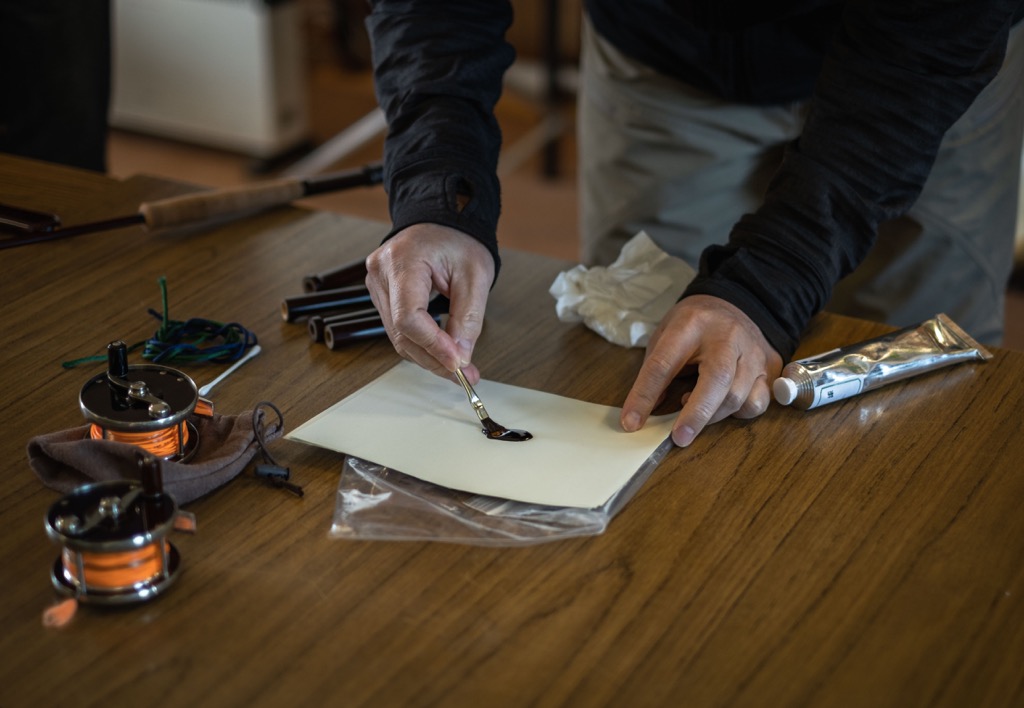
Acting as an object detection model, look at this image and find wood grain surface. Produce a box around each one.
[1,155,1022,708]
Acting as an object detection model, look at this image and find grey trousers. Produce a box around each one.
[577,18,1024,345]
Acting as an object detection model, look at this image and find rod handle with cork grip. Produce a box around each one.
[0,163,384,247]
[141,162,384,229]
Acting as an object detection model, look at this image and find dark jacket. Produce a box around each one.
[366,0,1022,359]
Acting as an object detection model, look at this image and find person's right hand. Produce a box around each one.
[365,223,495,384]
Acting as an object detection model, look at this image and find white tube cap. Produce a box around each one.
[773,377,799,405]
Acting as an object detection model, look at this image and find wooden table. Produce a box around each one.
[1,154,1022,708]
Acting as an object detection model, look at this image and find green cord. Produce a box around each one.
[61,277,257,369]
[61,341,146,368]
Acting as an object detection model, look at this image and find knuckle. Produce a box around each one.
[719,389,745,413]
[392,307,417,332]
[365,244,392,272]
[701,365,734,392]
[389,331,413,356]
[751,393,770,415]
[459,307,485,327]
[642,352,677,382]
[686,397,719,424]
[734,395,769,419]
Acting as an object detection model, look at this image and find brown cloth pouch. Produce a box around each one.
[27,409,282,505]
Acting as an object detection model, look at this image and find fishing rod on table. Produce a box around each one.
[0,162,384,249]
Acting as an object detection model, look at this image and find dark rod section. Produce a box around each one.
[323,315,389,350]
[302,257,369,293]
[301,163,383,196]
[308,306,380,342]
[280,285,373,322]
[323,311,444,350]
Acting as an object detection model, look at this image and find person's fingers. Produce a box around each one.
[366,237,455,377]
[620,294,783,447]
[718,326,782,422]
[443,240,495,373]
[365,246,399,348]
[677,377,771,426]
[621,323,697,433]
[675,333,779,440]
[364,224,496,381]
[670,355,735,446]
[730,375,773,420]
[703,348,770,425]
[390,295,457,377]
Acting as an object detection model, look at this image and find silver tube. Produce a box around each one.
[772,314,992,411]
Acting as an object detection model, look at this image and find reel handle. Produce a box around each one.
[107,340,129,378]
[138,452,164,497]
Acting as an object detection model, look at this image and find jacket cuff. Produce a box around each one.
[383,160,502,279]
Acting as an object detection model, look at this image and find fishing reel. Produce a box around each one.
[79,340,212,461]
[43,453,197,625]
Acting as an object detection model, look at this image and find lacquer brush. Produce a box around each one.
[453,368,532,442]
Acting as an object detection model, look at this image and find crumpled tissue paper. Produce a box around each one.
[549,231,696,348]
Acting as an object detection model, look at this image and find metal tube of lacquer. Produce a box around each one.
[772,313,992,411]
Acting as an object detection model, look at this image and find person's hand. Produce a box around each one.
[620,294,783,446]
[365,223,495,383]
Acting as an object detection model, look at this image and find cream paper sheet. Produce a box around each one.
[287,361,676,509]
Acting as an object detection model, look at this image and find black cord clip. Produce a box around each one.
[251,402,303,497]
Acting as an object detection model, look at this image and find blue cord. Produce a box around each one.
[62,277,258,368]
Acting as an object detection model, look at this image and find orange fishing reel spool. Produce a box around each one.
[43,453,196,617]
[79,340,212,461]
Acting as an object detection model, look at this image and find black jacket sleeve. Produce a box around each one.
[365,1,516,277]
[683,0,1021,360]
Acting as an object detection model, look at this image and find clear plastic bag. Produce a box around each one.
[329,436,673,546]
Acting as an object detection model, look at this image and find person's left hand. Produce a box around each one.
[620,294,783,446]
